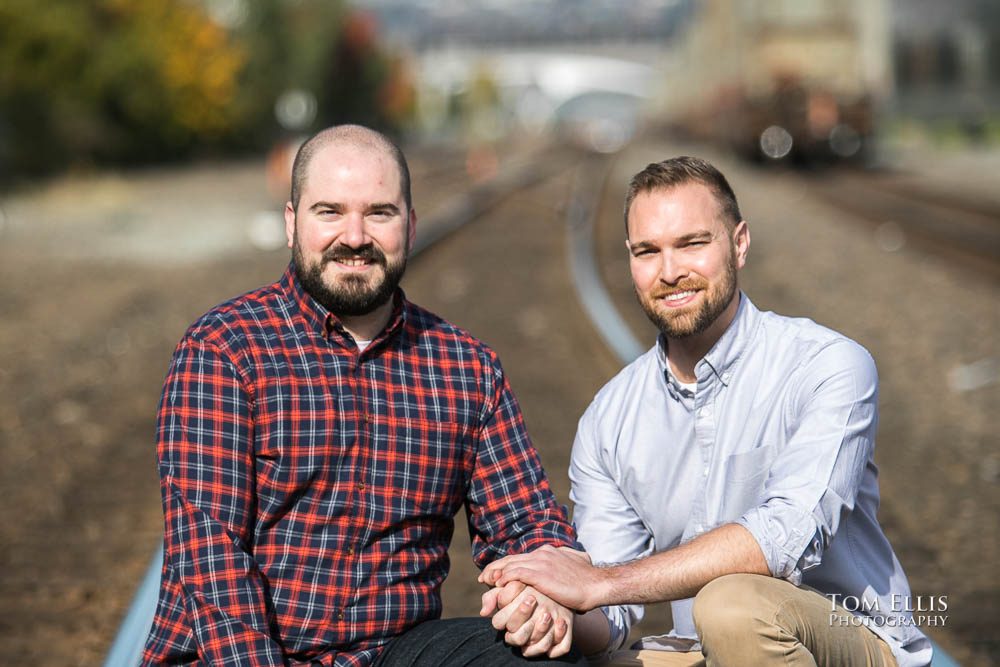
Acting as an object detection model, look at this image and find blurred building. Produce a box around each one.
[892,0,1000,129]
[350,0,1000,154]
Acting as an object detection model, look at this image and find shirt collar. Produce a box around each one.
[656,292,760,389]
[280,262,407,348]
[699,292,759,385]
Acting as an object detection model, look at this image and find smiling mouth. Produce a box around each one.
[657,290,698,306]
[334,257,372,268]
[321,243,387,274]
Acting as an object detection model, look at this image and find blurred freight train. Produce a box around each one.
[662,0,892,164]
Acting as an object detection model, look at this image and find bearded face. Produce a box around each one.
[634,243,738,339]
[285,141,413,320]
[293,235,407,317]
[626,183,748,343]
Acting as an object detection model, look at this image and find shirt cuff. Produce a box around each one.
[737,507,823,585]
[511,531,583,556]
[589,604,631,658]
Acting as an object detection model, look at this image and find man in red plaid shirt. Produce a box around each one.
[142,125,585,666]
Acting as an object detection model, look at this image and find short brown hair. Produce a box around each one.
[290,124,411,213]
[623,156,742,236]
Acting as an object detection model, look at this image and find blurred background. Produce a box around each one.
[3,0,998,180]
[0,0,997,665]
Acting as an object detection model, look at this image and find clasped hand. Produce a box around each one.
[479,581,573,658]
[479,545,600,612]
[478,546,601,658]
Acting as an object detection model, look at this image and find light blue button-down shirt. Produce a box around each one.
[570,294,931,667]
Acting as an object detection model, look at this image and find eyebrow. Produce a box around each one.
[628,230,714,251]
[366,202,401,215]
[309,201,341,213]
[676,231,714,243]
[307,201,402,215]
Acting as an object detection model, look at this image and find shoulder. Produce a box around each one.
[402,300,504,369]
[582,345,660,424]
[761,310,873,364]
[179,279,286,356]
[758,310,877,394]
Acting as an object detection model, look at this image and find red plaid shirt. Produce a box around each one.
[142,266,577,666]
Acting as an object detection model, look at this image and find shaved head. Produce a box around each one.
[290,124,411,213]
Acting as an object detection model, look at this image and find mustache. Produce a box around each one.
[322,244,386,266]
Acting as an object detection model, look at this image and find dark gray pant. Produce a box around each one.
[375,617,587,667]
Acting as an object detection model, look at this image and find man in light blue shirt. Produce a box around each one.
[480,157,932,666]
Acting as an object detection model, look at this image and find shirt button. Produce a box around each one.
[347,546,355,556]
[702,468,709,477]
[336,611,345,620]
[357,482,366,491]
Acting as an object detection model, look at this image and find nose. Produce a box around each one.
[659,251,687,285]
[340,213,369,249]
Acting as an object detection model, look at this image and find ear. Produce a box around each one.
[733,220,750,269]
[407,208,418,250]
[284,201,296,249]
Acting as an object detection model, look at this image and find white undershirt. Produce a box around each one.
[676,377,697,394]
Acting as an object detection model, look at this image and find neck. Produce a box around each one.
[340,300,394,343]
[665,294,740,383]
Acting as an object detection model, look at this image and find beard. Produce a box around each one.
[293,238,407,317]
[635,252,738,339]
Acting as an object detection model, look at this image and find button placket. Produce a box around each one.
[691,378,716,538]
[354,360,369,496]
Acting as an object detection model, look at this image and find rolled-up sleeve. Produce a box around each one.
[570,405,652,653]
[737,340,878,584]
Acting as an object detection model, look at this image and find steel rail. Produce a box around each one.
[805,172,1000,282]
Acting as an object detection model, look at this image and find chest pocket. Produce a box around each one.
[719,443,777,521]
[379,417,469,518]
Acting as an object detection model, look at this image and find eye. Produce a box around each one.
[368,209,396,221]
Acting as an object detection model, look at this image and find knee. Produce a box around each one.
[692,574,770,642]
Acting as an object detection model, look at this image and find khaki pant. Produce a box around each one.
[607,574,896,667]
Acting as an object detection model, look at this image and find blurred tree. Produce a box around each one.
[0,0,246,176]
[0,0,413,182]
[315,9,415,133]
[232,0,346,139]
[378,54,417,130]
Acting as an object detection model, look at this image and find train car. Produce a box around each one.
[662,0,892,163]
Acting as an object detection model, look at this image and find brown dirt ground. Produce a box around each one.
[0,138,995,665]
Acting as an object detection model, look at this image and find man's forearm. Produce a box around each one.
[163,482,287,665]
[594,523,769,607]
[481,524,770,623]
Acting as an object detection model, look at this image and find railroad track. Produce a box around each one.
[102,143,964,667]
[804,169,1000,281]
